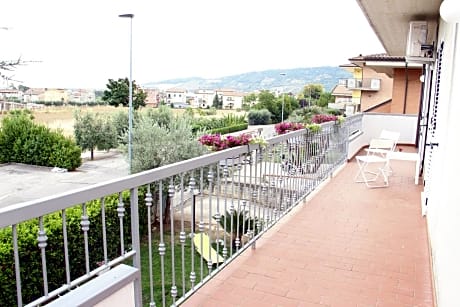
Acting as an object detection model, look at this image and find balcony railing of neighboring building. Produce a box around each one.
[0,116,361,307]
[341,78,381,91]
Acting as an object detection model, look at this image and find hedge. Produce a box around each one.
[209,123,249,134]
[0,110,81,170]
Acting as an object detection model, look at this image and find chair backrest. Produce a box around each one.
[366,137,397,158]
[369,138,395,151]
[379,130,400,151]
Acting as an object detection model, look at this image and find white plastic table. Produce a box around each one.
[387,151,420,184]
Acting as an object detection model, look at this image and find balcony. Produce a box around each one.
[341,78,381,91]
[0,113,433,306]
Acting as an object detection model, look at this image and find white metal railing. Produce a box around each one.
[0,117,358,307]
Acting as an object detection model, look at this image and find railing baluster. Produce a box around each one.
[168,180,177,304]
[145,185,155,307]
[81,203,90,274]
[37,216,48,296]
[158,181,166,307]
[179,174,186,297]
[188,175,197,289]
[235,161,241,251]
[101,197,108,267]
[229,158,235,257]
[117,193,125,255]
[61,210,71,285]
[199,168,204,282]
[215,165,221,268]
[206,167,214,273]
[222,164,229,260]
[12,224,22,307]
[130,187,142,306]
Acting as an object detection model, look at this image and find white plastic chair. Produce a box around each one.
[365,130,400,157]
[365,130,400,175]
[355,138,394,188]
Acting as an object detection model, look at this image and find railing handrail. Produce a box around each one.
[0,128,316,228]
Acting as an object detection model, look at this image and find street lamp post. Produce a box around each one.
[119,13,134,174]
[280,72,286,122]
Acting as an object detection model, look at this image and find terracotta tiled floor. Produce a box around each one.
[183,148,434,307]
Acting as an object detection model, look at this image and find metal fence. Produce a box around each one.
[0,117,358,307]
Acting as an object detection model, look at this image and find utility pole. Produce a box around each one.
[280,72,286,122]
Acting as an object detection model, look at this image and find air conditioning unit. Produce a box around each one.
[406,21,428,57]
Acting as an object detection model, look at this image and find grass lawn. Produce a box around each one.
[27,105,243,137]
[139,232,209,307]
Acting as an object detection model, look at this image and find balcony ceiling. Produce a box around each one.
[356,0,442,56]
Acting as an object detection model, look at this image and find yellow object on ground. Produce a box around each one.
[193,233,224,264]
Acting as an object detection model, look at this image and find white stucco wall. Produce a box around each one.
[346,113,417,160]
[425,20,460,307]
[361,113,418,145]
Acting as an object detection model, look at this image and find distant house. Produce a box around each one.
[23,88,45,103]
[0,88,22,102]
[68,89,96,103]
[339,53,422,115]
[330,84,353,114]
[194,89,215,108]
[143,88,160,108]
[43,88,69,103]
[215,88,245,109]
[165,88,187,105]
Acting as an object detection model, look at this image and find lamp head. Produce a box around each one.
[119,14,134,18]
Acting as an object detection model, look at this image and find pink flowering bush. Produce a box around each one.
[311,114,338,124]
[274,122,305,135]
[198,133,252,151]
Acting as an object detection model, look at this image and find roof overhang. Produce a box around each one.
[355,0,442,56]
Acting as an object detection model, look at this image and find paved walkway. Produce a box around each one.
[0,150,129,207]
[184,148,434,307]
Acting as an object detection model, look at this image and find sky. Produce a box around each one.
[0,0,384,89]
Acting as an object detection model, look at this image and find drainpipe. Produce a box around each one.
[403,62,409,114]
[415,65,427,148]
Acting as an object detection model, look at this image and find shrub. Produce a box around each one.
[198,133,252,151]
[311,114,337,124]
[247,109,271,125]
[0,110,81,170]
[274,122,305,135]
[191,113,247,134]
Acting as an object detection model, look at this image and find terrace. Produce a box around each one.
[0,113,433,306]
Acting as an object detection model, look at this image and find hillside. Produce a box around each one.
[143,66,351,93]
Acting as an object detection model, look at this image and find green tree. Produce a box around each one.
[299,84,324,106]
[242,92,257,111]
[74,111,117,160]
[130,111,206,173]
[317,92,333,107]
[254,90,298,123]
[212,94,222,109]
[101,78,147,110]
[18,84,30,92]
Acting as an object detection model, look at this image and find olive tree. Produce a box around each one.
[73,111,117,160]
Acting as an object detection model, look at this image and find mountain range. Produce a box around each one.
[143,66,352,94]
